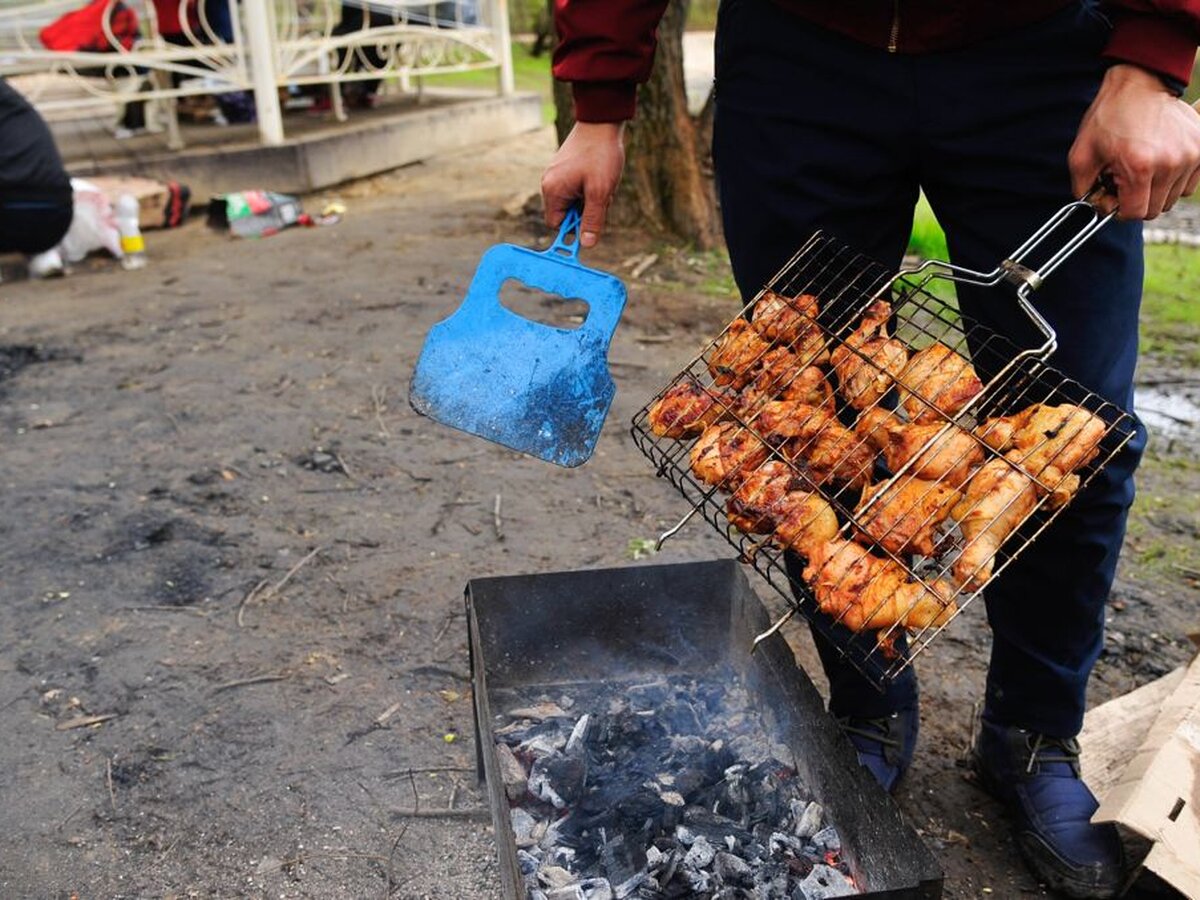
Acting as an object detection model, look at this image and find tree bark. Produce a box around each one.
[549,0,719,248]
[612,0,719,249]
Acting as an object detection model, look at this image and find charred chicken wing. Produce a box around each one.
[689,422,771,487]
[750,400,836,446]
[771,491,840,556]
[647,378,735,438]
[854,476,962,558]
[795,424,876,490]
[802,539,958,636]
[882,421,984,487]
[739,350,835,415]
[898,342,983,423]
[751,290,820,344]
[727,460,800,533]
[950,450,1079,590]
[708,319,771,388]
[831,300,910,410]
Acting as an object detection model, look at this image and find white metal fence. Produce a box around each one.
[0,0,513,148]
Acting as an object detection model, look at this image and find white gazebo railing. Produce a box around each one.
[0,0,513,148]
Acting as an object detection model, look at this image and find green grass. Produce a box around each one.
[421,41,554,123]
[688,0,719,30]
[1141,243,1200,367]
[907,193,949,261]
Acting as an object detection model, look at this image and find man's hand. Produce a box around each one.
[541,122,626,248]
[1069,64,1200,220]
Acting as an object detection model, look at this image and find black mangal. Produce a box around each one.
[467,560,943,900]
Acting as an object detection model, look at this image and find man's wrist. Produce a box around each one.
[1103,62,1178,96]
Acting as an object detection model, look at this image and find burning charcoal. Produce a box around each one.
[510,702,571,721]
[532,892,549,900]
[626,678,671,709]
[560,695,576,710]
[646,846,663,868]
[519,849,541,875]
[792,801,823,839]
[579,877,615,900]
[659,791,685,808]
[496,742,529,800]
[538,864,577,890]
[512,808,538,848]
[545,888,585,900]
[600,834,646,890]
[684,835,716,869]
[809,826,841,855]
[797,863,856,898]
[548,846,577,868]
[671,767,707,802]
[566,714,591,754]
[614,788,670,833]
[752,862,790,899]
[681,807,755,848]
[768,832,804,857]
[685,869,713,894]
[613,873,649,899]
[530,751,588,809]
[714,851,754,888]
[674,825,696,847]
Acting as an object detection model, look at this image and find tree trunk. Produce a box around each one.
[549,0,719,248]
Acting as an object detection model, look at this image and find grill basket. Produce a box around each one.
[630,195,1137,687]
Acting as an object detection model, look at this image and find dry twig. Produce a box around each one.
[56,713,118,731]
[237,546,325,627]
[212,673,289,693]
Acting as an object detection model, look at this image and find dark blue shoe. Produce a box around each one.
[972,718,1124,898]
[836,705,918,794]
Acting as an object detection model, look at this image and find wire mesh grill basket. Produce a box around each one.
[630,194,1138,687]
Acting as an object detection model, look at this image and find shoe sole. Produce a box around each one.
[971,753,1122,900]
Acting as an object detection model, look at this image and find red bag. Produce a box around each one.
[40,0,139,52]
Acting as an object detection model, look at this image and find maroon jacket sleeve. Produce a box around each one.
[1104,0,1200,86]
[552,0,670,122]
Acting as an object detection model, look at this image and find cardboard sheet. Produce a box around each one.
[1081,651,1200,898]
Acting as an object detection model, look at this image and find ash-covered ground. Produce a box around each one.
[0,128,1196,898]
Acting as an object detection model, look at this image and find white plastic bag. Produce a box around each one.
[58,178,123,263]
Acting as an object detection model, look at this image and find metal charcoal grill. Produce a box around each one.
[467,560,943,899]
[631,194,1138,687]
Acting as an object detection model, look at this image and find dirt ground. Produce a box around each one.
[1,127,1197,900]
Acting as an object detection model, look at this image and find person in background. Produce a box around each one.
[540,0,1200,896]
[0,80,72,270]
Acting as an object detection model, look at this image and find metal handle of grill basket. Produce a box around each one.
[898,180,1117,359]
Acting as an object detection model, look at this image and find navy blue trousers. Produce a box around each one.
[713,0,1146,737]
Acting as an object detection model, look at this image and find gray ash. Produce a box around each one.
[493,671,859,899]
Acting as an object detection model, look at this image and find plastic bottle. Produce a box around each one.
[114,194,147,269]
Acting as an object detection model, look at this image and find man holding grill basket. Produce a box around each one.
[541,0,1200,896]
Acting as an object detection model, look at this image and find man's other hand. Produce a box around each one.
[1070,64,1200,220]
[541,122,626,248]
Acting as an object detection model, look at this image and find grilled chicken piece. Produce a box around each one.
[751,290,820,345]
[797,424,876,490]
[854,476,962,557]
[647,378,735,438]
[949,450,1080,590]
[882,421,984,487]
[855,407,901,452]
[898,343,983,423]
[708,319,771,388]
[771,491,840,556]
[978,403,1106,474]
[739,349,835,415]
[1012,403,1106,475]
[727,460,801,533]
[802,539,958,635]
[689,422,771,487]
[831,300,910,410]
[951,456,1042,590]
[751,400,836,446]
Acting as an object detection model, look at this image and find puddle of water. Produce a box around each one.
[1135,386,1200,439]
